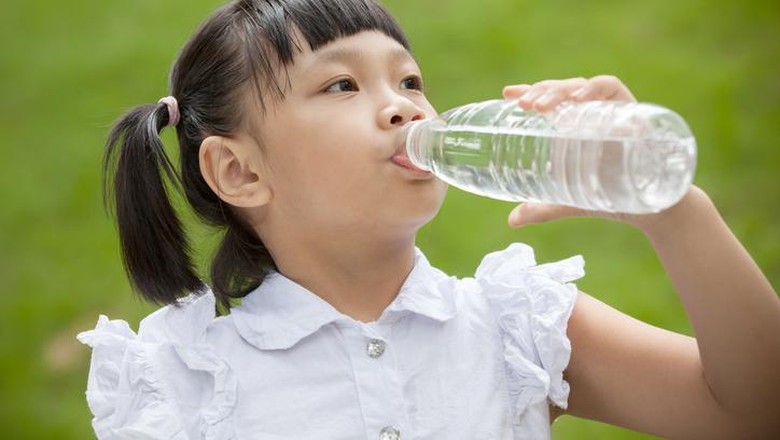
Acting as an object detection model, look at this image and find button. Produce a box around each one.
[366,338,386,358]
[379,426,400,440]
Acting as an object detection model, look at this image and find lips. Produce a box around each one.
[392,152,428,172]
[391,136,431,177]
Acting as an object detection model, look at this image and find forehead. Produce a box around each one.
[291,30,416,71]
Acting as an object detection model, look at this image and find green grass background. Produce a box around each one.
[1,0,778,438]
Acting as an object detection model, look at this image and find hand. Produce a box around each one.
[506,185,710,236]
[503,75,637,113]
[501,75,652,229]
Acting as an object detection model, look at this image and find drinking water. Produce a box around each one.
[404,99,696,214]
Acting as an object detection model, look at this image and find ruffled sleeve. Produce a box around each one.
[76,291,237,439]
[475,243,584,419]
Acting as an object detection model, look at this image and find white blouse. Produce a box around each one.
[78,243,584,439]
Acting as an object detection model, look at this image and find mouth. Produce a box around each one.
[391,131,432,177]
[391,152,429,174]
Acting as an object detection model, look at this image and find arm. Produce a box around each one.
[565,188,780,437]
[504,78,780,437]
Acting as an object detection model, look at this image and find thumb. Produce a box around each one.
[507,202,588,228]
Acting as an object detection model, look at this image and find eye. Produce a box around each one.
[400,75,424,91]
[324,78,358,93]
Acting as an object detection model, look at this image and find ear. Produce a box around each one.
[199,135,272,208]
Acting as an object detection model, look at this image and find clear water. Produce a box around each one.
[421,125,696,213]
[407,100,697,214]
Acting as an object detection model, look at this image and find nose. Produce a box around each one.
[378,94,426,130]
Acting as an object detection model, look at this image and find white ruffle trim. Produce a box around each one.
[77,292,236,439]
[476,243,584,417]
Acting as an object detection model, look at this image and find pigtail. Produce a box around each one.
[210,217,275,311]
[103,103,205,305]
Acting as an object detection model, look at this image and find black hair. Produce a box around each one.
[104,0,410,311]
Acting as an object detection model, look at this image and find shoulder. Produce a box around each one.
[459,243,585,416]
[452,242,584,313]
[474,242,584,290]
[77,290,237,439]
[135,289,217,343]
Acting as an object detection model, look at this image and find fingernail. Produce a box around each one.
[518,89,538,102]
[508,206,524,227]
[537,93,553,106]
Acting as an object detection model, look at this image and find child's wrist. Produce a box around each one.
[632,186,716,238]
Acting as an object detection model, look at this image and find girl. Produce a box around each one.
[78,0,780,438]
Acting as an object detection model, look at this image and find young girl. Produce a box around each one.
[78,0,780,438]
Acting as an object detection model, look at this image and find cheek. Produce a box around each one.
[415,96,438,119]
[264,126,370,203]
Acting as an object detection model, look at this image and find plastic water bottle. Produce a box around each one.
[404,99,697,213]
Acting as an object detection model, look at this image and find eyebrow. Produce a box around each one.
[314,45,414,65]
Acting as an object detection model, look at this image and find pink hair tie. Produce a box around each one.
[158,96,180,127]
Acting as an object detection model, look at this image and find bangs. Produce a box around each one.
[233,0,409,109]
[288,0,409,55]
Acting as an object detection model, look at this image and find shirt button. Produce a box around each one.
[379,426,400,440]
[366,338,386,358]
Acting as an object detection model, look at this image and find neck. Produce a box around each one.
[264,230,418,323]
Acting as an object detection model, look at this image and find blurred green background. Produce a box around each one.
[1,0,778,438]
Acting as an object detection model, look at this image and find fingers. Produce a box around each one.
[507,202,589,228]
[504,75,636,113]
[516,78,588,112]
[503,84,532,99]
[508,200,648,228]
[570,75,636,102]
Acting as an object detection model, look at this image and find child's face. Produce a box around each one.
[253,31,447,240]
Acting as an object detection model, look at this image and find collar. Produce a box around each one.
[231,248,457,351]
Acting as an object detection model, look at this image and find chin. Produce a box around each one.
[404,182,448,227]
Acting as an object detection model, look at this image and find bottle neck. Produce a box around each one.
[404,119,437,172]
